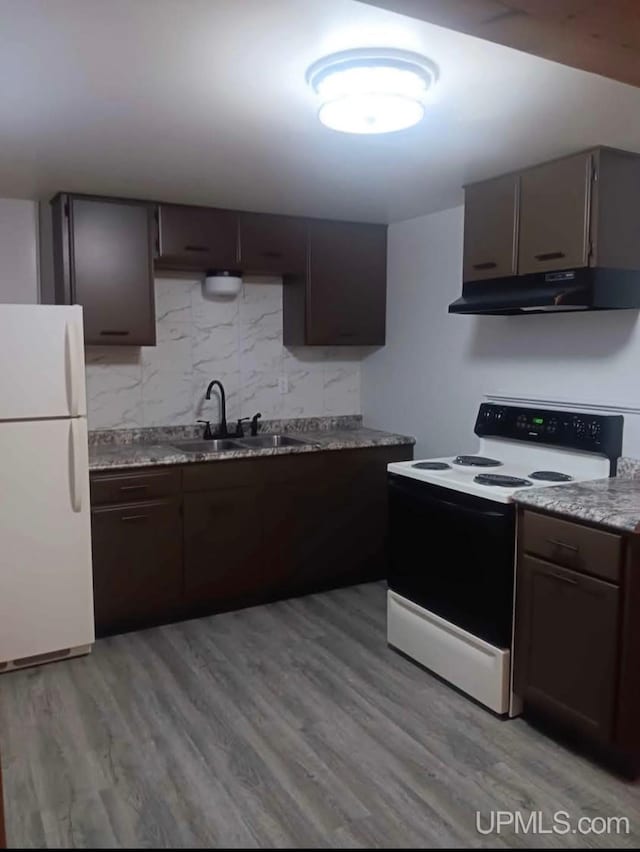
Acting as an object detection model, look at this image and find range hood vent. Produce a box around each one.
[448,268,640,316]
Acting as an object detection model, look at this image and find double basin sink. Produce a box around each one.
[170,434,315,454]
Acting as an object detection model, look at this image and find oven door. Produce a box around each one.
[388,473,515,648]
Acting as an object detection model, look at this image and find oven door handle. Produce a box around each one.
[390,479,506,520]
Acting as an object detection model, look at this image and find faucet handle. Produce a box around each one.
[250,412,262,436]
[234,417,250,438]
[197,420,213,440]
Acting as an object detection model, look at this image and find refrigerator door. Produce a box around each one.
[0,417,94,664]
[0,304,87,421]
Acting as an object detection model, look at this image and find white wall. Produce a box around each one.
[361,206,640,458]
[0,199,39,303]
[86,277,364,430]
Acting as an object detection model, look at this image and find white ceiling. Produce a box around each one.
[2,0,640,223]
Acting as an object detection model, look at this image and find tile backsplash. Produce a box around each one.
[85,277,369,430]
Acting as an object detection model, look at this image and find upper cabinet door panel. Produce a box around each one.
[306,220,387,346]
[157,204,239,271]
[239,213,307,275]
[518,152,593,275]
[463,174,518,282]
[71,198,155,346]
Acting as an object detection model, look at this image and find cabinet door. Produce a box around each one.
[183,486,264,608]
[463,175,518,282]
[91,499,182,635]
[262,455,327,594]
[239,212,307,275]
[518,152,594,274]
[157,204,238,271]
[305,220,387,345]
[514,555,619,741]
[70,197,155,345]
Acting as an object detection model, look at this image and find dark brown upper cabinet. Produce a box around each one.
[239,212,307,275]
[463,174,518,282]
[462,147,640,285]
[283,219,387,346]
[49,193,388,346]
[156,204,239,272]
[518,152,593,275]
[50,194,156,346]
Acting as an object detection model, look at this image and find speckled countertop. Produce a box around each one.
[513,474,640,534]
[89,425,415,472]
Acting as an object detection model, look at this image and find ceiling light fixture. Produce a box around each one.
[306,48,438,135]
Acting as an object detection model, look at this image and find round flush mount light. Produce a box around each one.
[306,48,438,135]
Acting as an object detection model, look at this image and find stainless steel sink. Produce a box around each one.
[170,439,242,453]
[236,434,313,449]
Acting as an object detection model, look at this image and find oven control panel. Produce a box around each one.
[475,403,623,458]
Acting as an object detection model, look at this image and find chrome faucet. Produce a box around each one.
[205,379,229,438]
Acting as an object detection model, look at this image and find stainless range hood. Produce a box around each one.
[448,268,640,316]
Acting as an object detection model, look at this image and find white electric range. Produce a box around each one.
[386,402,624,715]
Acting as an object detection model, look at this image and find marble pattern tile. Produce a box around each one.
[141,313,193,427]
[154,277,193,324]
[85,278,365,430]
[323,349,363,415]
[85,346,143,430]
[240,368,282,420]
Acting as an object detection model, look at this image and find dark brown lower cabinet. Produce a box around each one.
[91,444,413,635]
[514,508,640,776]
[514,554,619,741]
[91,499,183,635]
[183,485,264,609]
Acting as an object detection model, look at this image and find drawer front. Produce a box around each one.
[521,511,622,583]
[90,468,181,505]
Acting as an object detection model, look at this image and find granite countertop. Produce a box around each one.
[513,476,640,534]
[89,425,415,472]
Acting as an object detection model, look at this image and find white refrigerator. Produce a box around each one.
[0,304,94,670]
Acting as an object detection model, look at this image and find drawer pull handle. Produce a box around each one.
[184,245,209,252]
[121,514,149,522]
[547,538,579,553]
[534,251,565,262]
[119,484,148,493]
[100,330,130,336]
[472,261,497,270]
[262,250,283,258]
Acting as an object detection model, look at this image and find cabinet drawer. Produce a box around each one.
[90,468,181,505]
[521,511,621,583]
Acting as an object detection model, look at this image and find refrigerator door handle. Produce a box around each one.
[69,419,84,513]
[66,318,82,417]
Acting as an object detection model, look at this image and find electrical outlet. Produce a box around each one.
[278,375,289,394]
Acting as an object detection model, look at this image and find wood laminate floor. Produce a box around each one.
[1,583,639,849]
